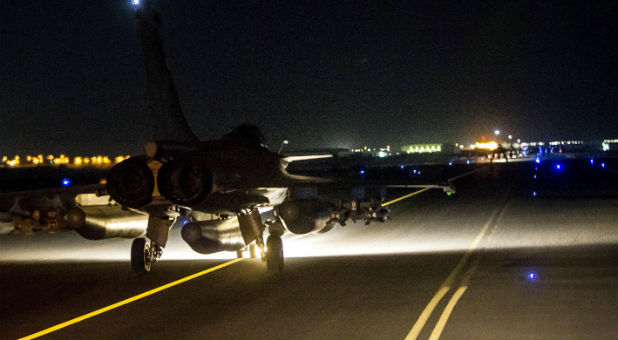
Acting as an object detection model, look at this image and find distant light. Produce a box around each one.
[554,164,562,170]
[400,164,405,169]
[61,178,71,187]
[535,167,538,171]
[494,130,500,136]
[532,191,537,197]
[132,0,140,5]
[418,171,421,175]
[182,219,189,226]
[413,169,417,174]
[527,272,537,280]
[533,174,537,179]
[466,160,470,165]
[508,135,512,140]
[589,159,594,165]
[359,170,365,175]
[535,158,540,164]
[601,163,606,168]
[448,162,453,166]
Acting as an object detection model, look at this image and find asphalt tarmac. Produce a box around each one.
[1,158,617,339]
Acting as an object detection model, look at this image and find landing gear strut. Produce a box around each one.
[131,237,161,274]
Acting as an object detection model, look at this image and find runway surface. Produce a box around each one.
[1,159,617,339]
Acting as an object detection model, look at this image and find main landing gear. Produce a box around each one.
[237,219,285,272]
[235,235,283,272]
[266,234,283,271]
[131,237,162,274]
[264,217,285,272]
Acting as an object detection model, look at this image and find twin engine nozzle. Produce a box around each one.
[107,157,213,208]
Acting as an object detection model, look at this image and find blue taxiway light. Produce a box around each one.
[554,163,562,170]
[466,160,470,165]
[532,191,537,197]
[132,0,140,5]
[535,158,541,164]
[601,163,606,168]
[400,165,405,169]
[527,272,537,280]
[412,170,417,174]
[448,162,453,166]
[359,170,365,175]
[533,174,537,179]
[182,219,189,225]
[589,159,594,165]
[61,178,71,187]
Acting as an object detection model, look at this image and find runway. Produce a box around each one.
[1,158,617,339]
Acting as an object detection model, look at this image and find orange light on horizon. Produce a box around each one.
[474,141,499,151]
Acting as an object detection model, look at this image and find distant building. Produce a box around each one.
[401,144,442,154]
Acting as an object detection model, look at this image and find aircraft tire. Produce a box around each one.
[266,236,284,272]
[131,237,151,274]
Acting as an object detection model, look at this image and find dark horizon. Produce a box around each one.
[1,0,616,155]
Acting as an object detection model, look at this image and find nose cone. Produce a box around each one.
[66,207,86,229]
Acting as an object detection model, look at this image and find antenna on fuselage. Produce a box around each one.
[278,139,289,154]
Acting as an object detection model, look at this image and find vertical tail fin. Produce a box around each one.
[135,1,198,143]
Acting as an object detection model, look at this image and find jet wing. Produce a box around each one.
[280,154,334,168]
[0,183,107,200]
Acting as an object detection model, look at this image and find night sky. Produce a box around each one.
[1,0,616,155]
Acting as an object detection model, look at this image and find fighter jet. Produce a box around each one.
[3,0,454,273]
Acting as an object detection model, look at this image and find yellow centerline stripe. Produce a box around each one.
[382,188,430,206]
[404,286,451,340]
[428,286,468,340]
[18,258,244,340]
[426,199,511,340]
[404,192,505,340]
